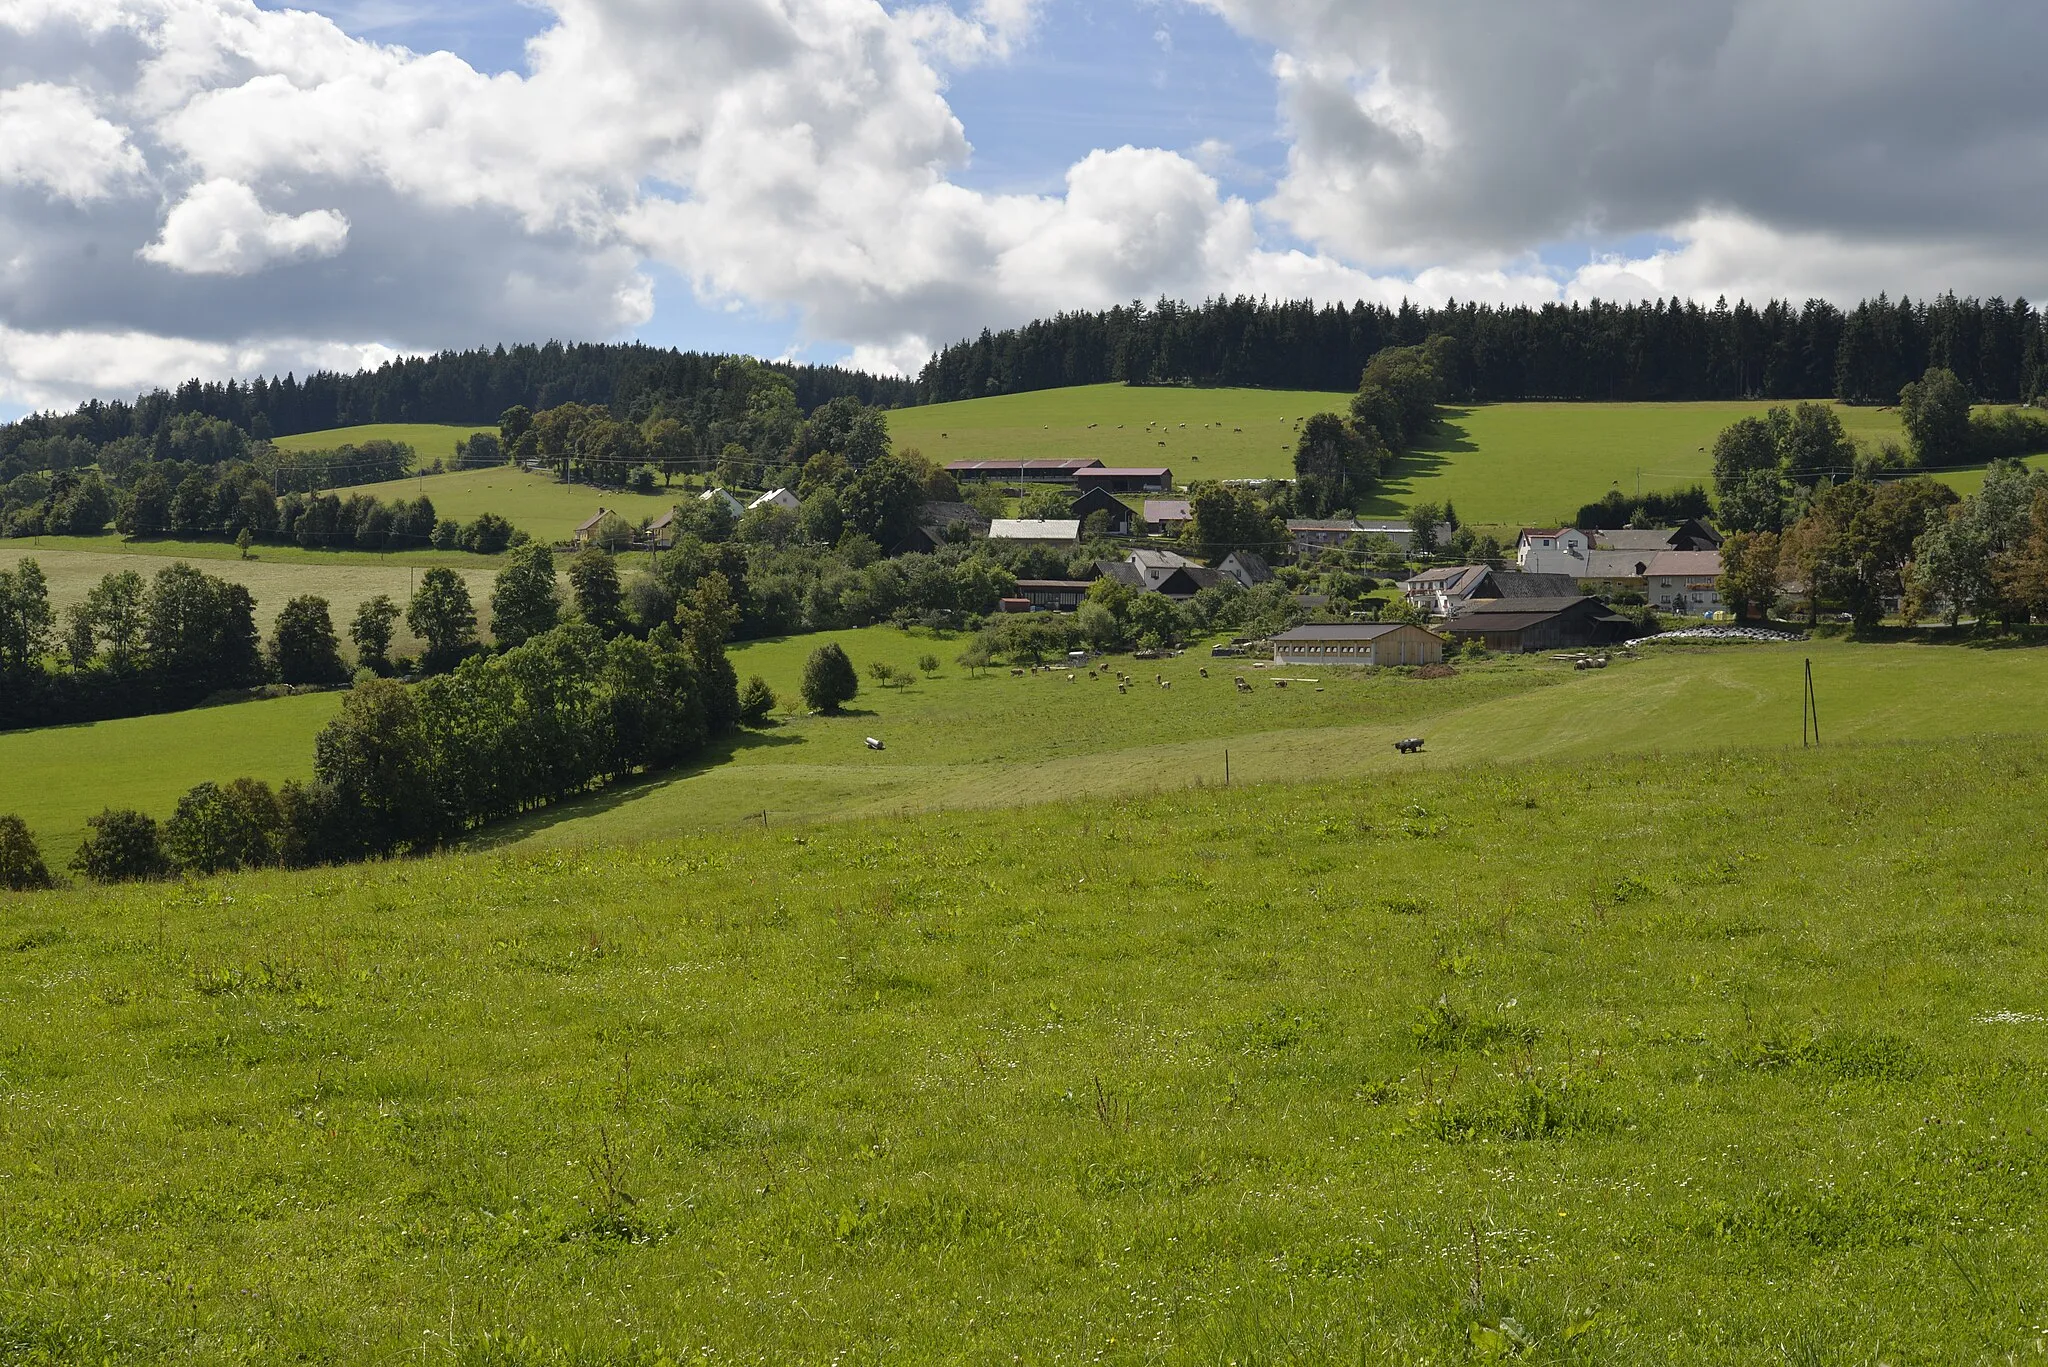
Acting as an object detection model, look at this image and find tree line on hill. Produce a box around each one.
[0,605,746,890]
[0,345,914,459]
[920,293,2048,406]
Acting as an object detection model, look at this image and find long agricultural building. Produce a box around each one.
[946,458,1105,483]
[1271,623,1445,667]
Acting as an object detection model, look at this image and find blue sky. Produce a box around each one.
[8,0,2042,410]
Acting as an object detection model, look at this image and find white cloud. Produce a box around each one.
[141,179,350,275]
[0,82,147,203]
[7,0,2046,409]
[0,322,396,410]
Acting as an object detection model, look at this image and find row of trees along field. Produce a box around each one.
[3,463,519,552]
[1716,460,2048,631]
[920,293,2048,405]
[0,612,743,889]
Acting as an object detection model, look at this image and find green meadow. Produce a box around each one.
[889,385,1922,524]
[342,466,692,543]
[6,729,2048,1360]
[269,422,495,458]
[12,629,2048,874]
[0,691,340,862]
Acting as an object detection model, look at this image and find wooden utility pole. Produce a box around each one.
[1802,658,1821,747]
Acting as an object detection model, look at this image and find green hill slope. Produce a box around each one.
[270,422,494,457]
[5,736,2047,1358]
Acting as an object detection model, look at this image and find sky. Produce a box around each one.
[3,0,2046,418]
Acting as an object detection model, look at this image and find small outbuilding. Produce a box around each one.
[1013,579,1095,611]
[1069,485,1135,535]
[1271,622,1445,667]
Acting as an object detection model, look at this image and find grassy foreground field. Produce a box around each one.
[0,544,503,658]
[344,466,691,543]
[269,422,494,457]
[6,734,2048,1360]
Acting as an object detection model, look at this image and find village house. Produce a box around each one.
[1400,566,1580,616]
[1644,550,1725,615]
[1442,596,1636,653]
[699,487,745,519]
[1074,466,1173,494]
[1516,527,1591,575]
[1143,498,1192,535]
[747,488,800,513]
[1119,547,1225,599]
[572,509,610,547]
[989,518,1081,547]
[1286,518,1363,555]
[645,507,677,549]
[1271,622,1445,667]
[1217,550,1274,589]
[1068,485,1135,535]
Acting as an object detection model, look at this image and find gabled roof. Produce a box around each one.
[1593,528,1680,551]
[1095,560,1145,588]
[922,501,991,530]
[1219,550,1273,584]
[1518,527,1576,541]
[1644,550,1723,577]
[1286,519,1363,533]
[1128,547,1194,571]
[1584,550,1654,579]
[1455,595,1599,617]
[1402,564,1491,597]
[1143,498,1193,522]
[1075,467,1171,478]
[574,509,609,533]
[1488,571,1582,598]
[748,488,799,511]
[647,508,676,531]
[989,518,1080,540]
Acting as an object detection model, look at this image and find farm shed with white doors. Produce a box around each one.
[1271,622,1445,668]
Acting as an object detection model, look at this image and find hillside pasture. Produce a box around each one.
[502,630,2048,849]
[0,691,339,862]
[887,387,1943,524]
[5,736,2048,1357]
[269,422,495,459]
[0,545,503,660]
[342,466,693,543]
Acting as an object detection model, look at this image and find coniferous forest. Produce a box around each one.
[5,295,2046,470]
[917,294,2048,407]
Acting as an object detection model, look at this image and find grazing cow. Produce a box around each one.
[865,737,886,751]
[1011,668,1025,677]
[1160,680,1171,690]
[1394,738,1425,755]
[1199,667,1209,678]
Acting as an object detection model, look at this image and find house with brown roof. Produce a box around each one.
[1645,550,1724,615]
[1143,498,1192,534]
[1443,596,1636,653]
[1401,566,1580,616]
[572,509,611,547]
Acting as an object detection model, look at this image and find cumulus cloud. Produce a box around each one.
[5,0,2045,410]
[0,82,147,203]
[1196,0,2048,285]
[141,179,350,275]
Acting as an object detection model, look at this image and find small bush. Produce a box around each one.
[0,815,54,891]
[802,643,859,714]
[739,675,777,727]
[72,809,172,883]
